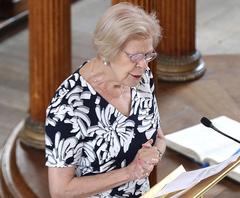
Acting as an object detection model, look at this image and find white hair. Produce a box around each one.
[93,2,162,62]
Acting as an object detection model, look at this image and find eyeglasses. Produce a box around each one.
[124,50,157,63]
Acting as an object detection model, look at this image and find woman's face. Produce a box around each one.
[109,38,155,87]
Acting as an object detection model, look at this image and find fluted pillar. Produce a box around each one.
[156,0,205,81]
[112,0,153,12]
[19,0,71,149]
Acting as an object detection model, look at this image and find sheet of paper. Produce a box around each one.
[154,153,240,197]
[140,165,186,198]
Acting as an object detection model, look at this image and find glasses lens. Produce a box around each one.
[130,54,145,63]
[145,52,157,62]
[126,51,157,63]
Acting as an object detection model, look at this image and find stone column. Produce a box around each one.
[19,0,71,149]
[156,0,205,81]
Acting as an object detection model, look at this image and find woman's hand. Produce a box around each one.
[126,153,154,180]
[142,139,164,163]
[140,139,162,166]
[126,139,161,180]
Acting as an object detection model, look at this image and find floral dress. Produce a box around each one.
[45,62,161,197]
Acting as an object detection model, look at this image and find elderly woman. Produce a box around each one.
[45,2,166,198]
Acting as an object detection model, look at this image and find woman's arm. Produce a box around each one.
[154,128,166,158]
[48,166,130,198]
[48,148,155,198]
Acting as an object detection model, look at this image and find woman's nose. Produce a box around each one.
[136,59,148,68]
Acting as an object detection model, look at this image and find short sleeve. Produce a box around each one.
[45,100,81,167]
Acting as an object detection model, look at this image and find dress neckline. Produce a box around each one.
[77,63,135,118]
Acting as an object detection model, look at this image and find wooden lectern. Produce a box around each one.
[142,156,240,198]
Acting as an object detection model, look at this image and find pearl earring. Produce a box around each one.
[102,57,109,66]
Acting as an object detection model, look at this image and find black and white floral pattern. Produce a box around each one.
[45,62,160,197]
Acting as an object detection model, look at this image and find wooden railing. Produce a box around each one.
[0,0,27,19]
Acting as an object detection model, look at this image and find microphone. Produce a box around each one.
[200,117,240,144]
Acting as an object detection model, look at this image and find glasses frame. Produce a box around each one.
[124,50,157,63]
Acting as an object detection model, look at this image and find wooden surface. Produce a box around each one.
[0,0,27,18]
[1,121,37,198]
[156,55,240,197]
[0,120,48,197]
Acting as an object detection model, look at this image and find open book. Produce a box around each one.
[165,116,240,182]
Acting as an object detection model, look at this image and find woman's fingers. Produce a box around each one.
[129,140,163,180]
[136,165,153,179]
[138,146,160,165]
[132,157,155,179]
[142,139,153,148]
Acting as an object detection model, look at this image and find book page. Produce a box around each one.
[154,153,240,198]
[204,146,240,165]
[165,116,240,164]
[209,149,240,183]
